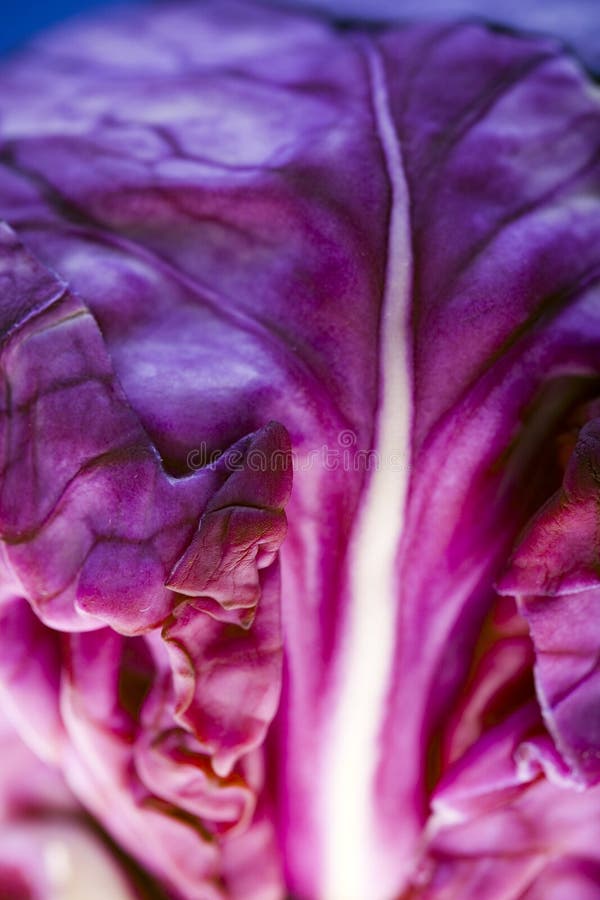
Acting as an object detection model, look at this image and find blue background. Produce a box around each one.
[0,0,128,54]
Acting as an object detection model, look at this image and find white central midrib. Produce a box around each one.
[320,42,414,900]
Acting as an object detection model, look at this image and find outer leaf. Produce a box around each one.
[0,705,139,900]
[500,412,600,785]
[0,223,290,895]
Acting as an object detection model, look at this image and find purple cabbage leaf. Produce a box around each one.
[0,2,599,899]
